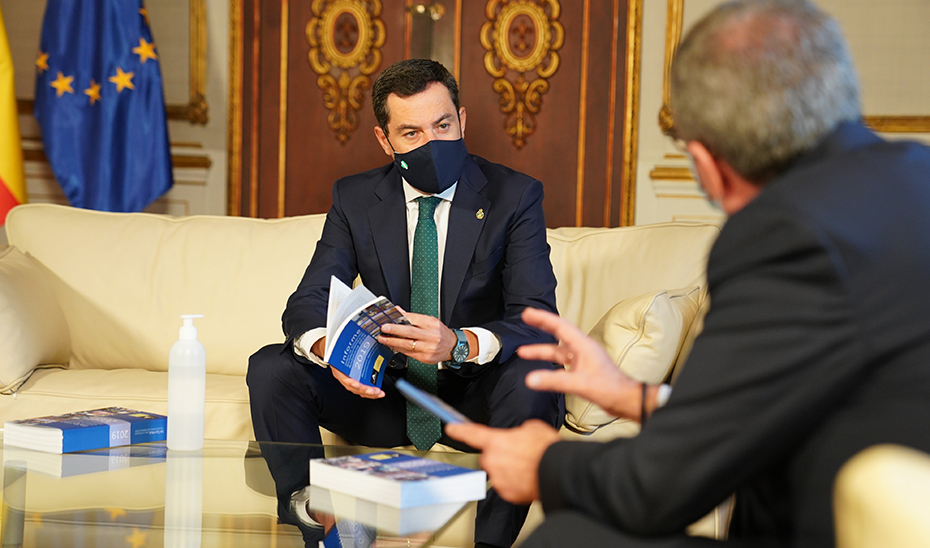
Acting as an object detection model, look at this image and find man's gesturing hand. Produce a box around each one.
[445,420,561,505]
[518,307,644,421]
[378,308,457,364]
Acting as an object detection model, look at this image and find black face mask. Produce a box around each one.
[391,138,469,194]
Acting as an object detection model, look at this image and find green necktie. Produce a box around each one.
[407,196,442,450]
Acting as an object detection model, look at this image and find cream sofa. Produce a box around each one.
[0,203,724,544]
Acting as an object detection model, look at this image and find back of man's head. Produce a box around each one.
[670,0,861,184]
[372,59,460,133]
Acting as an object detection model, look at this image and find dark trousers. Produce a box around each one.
[247,343,565,548]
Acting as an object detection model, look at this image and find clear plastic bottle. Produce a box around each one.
[167,315,206,451]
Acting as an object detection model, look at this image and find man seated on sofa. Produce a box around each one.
[247,58,564,548]
[447,1,930,546]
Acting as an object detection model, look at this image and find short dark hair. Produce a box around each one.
[371,59,460,133]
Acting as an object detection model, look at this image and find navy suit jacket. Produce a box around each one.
[283,154,558,373]
[537,122,930,546]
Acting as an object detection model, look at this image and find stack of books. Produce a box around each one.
[3,406,167,454]
[309,451,487,509]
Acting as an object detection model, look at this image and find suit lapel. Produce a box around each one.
[442,160,490,325]
[369,170,411,309]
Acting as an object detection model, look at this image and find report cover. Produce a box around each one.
[309,451,486,509]
[3,407,167,454]
[324,276,411,388]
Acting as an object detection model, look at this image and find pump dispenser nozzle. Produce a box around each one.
[178,314,204,340]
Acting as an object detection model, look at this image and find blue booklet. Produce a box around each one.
[323,277,411,388]
[310,451,487,508]
[3,407,167,454]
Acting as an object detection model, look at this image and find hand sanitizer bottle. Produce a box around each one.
[168,314,206,451]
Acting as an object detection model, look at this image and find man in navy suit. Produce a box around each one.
[448,1,930,547]
[248,59,564,548]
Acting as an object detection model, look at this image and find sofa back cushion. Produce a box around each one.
[6,205,720,380]
[6,204,326,376]
[547,223,719,333]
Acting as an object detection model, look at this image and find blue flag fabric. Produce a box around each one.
[34,0,173,212]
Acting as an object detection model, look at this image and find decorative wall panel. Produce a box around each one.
[306,0,386,143]
[480,0,563,149]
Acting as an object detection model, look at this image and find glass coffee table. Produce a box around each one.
[0,436,480,547]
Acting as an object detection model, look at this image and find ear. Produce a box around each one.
[458,106,467,138]
[686,141,724,201]
[374,126,394,158]
[688,141,762,215]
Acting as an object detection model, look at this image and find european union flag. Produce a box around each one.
[34,0,173,212]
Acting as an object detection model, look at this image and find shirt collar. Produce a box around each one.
[402,178,457,204]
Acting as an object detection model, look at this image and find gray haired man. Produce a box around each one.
[448,1,930,546]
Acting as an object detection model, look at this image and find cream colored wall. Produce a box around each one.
[633,0,930,227]
[1,0,229,219]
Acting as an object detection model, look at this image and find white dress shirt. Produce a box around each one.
[295,179,502,367]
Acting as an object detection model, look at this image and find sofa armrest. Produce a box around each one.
[0,247,71,393]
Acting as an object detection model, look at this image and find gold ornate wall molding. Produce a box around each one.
[658,0,930,136]
[306,0,386,144]
[658,0,682,136]
[862,116,930,133]
[166,0,209,124]
[480,0,564,149]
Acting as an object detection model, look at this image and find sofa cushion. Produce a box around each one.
[0,247,70,393]
[547,223,719,333]
[5,204,327,376]
[564,287,701,433]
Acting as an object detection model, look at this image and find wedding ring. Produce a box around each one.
[411,340,417,351]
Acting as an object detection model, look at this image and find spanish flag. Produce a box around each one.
[0,4,25,226]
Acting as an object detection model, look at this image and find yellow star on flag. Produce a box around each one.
[139,8,150,25]
[36,51,49,73]
[108,67,135,93]
[132,37,158,64]
[50,71,75,97]
[125,528,148,548]
[84,79,102,105]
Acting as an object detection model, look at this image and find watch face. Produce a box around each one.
[452,342,469,363]
[451,330,469,363]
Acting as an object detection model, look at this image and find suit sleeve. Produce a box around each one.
[480,179,559,362]
[537,205,868,535]
[281,181,359,342]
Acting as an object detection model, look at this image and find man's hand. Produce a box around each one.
[518,307,644,421]
[378,308,457,364]
[330,366,385,399]
[445,420,560,505]
[310,336,326,360]
[309,335,385,398]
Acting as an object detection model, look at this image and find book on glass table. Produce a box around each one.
[309,451,487,509]
[3,406,167,454]
[306,484,466,536]
[3,444,168,478]
[323,276,412,389]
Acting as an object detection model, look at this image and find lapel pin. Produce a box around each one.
[476,208,485,220]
